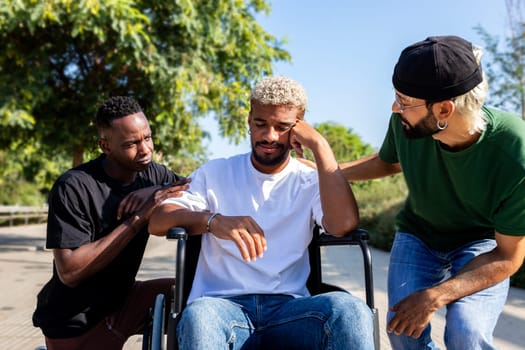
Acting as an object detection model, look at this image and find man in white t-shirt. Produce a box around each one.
[149,76,374,350]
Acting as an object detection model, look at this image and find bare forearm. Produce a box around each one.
[312,138,359,235]
[429,250,520,308]
[340,153,402,181]
[55,215,145,287]
[149,204,210,236]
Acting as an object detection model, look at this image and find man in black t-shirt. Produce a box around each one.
[33,96,189,350]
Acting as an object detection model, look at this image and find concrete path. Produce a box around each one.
[0,224,523,349]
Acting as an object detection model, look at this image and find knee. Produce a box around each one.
[444,299,501,349]
[178,297,222,333]
[328,292,372,319]
[444,319,492,349]
[321,292,374,349]
[323,292,373,332]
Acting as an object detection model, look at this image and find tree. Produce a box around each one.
[297,121,373,165]
[476,0,525,119]
[0,0,290,173]
[297,121,375,187]
[314,122,374,162]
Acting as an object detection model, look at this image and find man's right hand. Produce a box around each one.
[118,179,191,222]
[138,179,191,222]
[207,214,267,262]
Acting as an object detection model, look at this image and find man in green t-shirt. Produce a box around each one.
[341,35,525,349]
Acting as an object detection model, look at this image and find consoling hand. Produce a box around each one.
[207,214,267,263]
[118,178,191,221]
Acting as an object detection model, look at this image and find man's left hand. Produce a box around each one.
[387,289,441,339]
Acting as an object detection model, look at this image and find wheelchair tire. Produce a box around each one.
[151,293,166,350]
[143,293,166,350]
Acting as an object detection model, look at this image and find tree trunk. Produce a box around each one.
[72,144,84,167]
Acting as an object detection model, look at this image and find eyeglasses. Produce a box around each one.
[394,95,427,113]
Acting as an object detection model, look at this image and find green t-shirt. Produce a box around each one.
[379,107,525,251]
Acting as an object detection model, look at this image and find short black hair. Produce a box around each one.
[96,96,143,130]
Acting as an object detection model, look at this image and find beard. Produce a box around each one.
[399,110,441,139]
[251,141,290,167]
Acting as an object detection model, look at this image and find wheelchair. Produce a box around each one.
[142,225,380,350]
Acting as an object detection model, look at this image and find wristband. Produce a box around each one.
[206,212,220,233]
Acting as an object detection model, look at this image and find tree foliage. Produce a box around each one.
[0,146,66,204]
[313,122,375,192]
[298,121,373,164]
[296,121,374,189]
[314,122,374,162]
[476,0,525,119]
[0,0,290,177]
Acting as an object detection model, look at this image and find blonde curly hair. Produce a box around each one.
[250,76,308,117]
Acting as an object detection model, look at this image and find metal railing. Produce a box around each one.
[0,205,48,226]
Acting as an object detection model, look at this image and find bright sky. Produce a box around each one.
[202,0,509,159]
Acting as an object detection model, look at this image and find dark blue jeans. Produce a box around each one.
[177,292,374,349]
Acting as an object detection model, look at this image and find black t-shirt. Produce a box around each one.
[32,155,183,338]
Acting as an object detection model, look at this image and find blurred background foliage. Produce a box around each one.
[0,0,289,188]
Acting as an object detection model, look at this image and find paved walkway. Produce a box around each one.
[0,224,524,349]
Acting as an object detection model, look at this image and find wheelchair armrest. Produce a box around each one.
[315,228,369,246]
[313,227,375,310]
[167,227,188,240]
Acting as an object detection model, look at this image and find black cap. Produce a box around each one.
[392,35,483,101]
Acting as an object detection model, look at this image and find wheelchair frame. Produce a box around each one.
[143,226,380,350]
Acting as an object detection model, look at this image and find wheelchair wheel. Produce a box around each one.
[142,293,166,350]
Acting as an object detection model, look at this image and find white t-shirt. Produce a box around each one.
[163,153,324,303]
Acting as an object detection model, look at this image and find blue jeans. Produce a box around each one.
[177,291,374,349]
[387,232,509,350]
